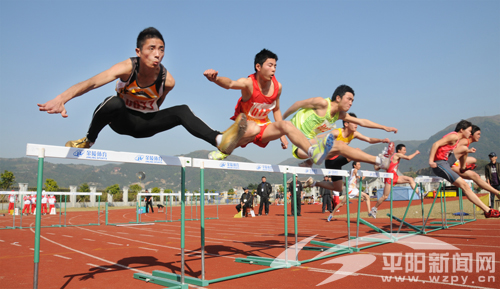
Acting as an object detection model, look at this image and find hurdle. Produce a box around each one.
[133,158,355,287]
[26,143,193,289]
[0,191,102,230]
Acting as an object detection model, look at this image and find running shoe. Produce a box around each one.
[378,153,391,170]
[327,215,333,222]
[369,207,377,219]
[303,177,315,188]
[65,137,93,148]
[311,133,334,165]
[208,150,229,160]
[484,208,500,218]
[383,142,395,158]
[217,113,247,155]
[299,159,314,168]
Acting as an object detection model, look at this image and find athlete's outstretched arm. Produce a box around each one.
[38,59,133,118]
[399,150,420,161]
[282,97,327,119]
[354,131,390,144]
[203,69,251,91]
[343,114,398,133]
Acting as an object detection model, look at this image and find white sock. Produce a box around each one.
[215,134,223,147]
[308,146,314,157]
[375,156,382,165]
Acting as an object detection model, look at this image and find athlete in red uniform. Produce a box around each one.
[429,120,499,218]
[369,144,420,218]
[203,49,332,164]
[22,195,31,215]
[38,27,246,157]
[8,193,16,215]
[450,125,500,201]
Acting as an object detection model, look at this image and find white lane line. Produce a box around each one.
[140,234,154,237]
[139,247,158,252]
[107,242,123,246]
[45,232,55,235]
[11,242,21,246]
[30,248,43,252]
[0,240,4,242]
[116,232,129,234]
[82,238,95,241]
[30,228,148,274]
[54,254,72,260]
[62,235,73,238]
[87,263,110,270]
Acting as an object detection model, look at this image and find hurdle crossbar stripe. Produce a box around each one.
[137,193,218,196]
[26,143,191,167]
[358,170,393,179]
[191,158,349,177]
[0,191,102,196]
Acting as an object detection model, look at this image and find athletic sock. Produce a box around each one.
[215,134,223,147]
[375,156,382,165]
[308,147,314,157]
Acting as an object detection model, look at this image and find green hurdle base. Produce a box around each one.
[235,256,300,268]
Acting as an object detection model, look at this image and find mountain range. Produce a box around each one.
[1,115,498,191]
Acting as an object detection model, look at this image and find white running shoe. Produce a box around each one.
[370,207,377,219]
[303,177,315,188]
[378,154,391,170]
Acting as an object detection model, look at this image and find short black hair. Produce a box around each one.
[137,27,165,49]
[343,112,357,127]
[352,161,359,168]
[454,119,472,133]
[331,85,355,102]
[254,49,278,72]
[471,125,480,135]
[396,144,406,153]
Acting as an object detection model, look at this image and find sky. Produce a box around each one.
[1,0,499,166]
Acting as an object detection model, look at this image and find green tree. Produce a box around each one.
[248,183,258,190]
[128,184,142,201]
[151,187,161,201]
[44,179,59,192]
[0,170,16,190]
[79,183,90,192]
[105,184,120,195]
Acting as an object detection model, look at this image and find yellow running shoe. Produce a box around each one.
[217,113,247,155]
[65,137,93,148]
[310,133,334,165]
[208,150,229,160]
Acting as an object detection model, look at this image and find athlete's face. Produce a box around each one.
[136,38,165,68]
[256,58,277,81]
[346,122,358,132]
[471,130,481,142]
[461,126,472,139]
[398,147,407,155]
[354,162,361,170]
[337,93,354,112]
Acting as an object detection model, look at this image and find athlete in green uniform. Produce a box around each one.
[283,85,397,170]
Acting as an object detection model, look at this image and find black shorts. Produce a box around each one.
[432,160,460,184]
[325,155,349,182]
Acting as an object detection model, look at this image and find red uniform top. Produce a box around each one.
[387,155,400,174]
[434,132,460,161]
[230,73,279,126]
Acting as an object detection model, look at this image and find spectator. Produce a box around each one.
[144,190,154,213]
[485,152,500,208]
[257,176,273,216]
[320,176,332,214]
[236,188,253,217]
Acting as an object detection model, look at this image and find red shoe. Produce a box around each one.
[383,142,395,158]
[466,163,476,170]
[485,209,500,218]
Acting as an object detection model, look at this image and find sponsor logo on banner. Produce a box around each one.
[256,165,273,171]
[84,150,107,160]
[134,154,164,164]
[219,162,240,170]
[73,150,85,157]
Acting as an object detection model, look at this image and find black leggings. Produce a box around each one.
[325,155,349,182]
[86,96,219,146]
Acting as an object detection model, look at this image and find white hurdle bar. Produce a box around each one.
[26,143,191,167]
